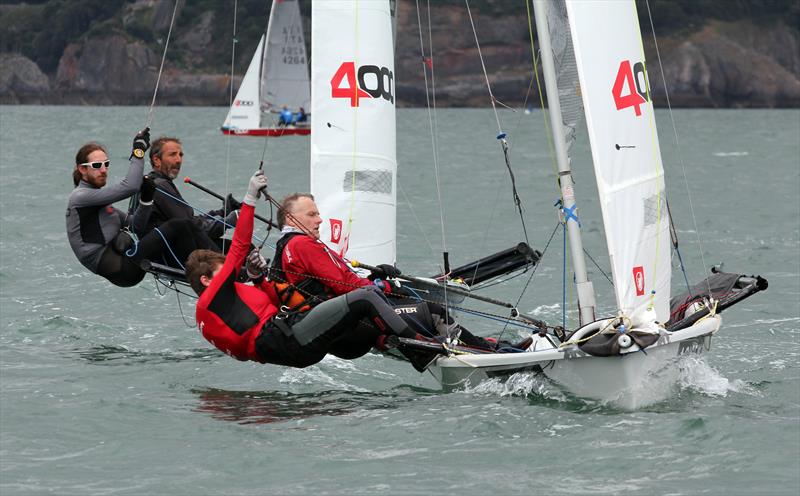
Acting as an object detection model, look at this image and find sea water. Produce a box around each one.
[0,106,798,495]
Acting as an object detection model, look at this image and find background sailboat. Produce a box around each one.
[222,0,311,137]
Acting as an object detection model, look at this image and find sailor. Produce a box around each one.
[145,136,241,252]
[260,193,533,354]
[294,107,308,124]
[278,106,294,126]
[66,130,218,287]
[185,171,429,369]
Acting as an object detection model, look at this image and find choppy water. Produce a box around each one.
[1,106,798,495]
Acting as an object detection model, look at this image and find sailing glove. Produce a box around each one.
[130,127,150,160]
[140,175,156,204]
[243,170,268,206]
[369,263,402,280]
[246,248,268,280]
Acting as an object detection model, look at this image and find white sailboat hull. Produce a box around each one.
[428,315,721,409]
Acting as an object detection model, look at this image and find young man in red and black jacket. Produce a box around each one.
[185,171,428,369]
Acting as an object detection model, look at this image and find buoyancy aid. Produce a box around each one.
[268,232,332,311]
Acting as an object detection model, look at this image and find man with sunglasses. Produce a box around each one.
[66,129,217,287]
[143,137,240,252]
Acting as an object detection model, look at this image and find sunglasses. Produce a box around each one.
[78,160,111,169]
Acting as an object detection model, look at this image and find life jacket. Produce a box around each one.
[268,232,332,311]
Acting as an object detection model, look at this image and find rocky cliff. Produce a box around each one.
[1,1,798,108]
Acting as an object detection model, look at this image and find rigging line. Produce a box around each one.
[582,248,614,286]
[173,284,197,328]
[466,0,531,249]
[155,187,272,246]
[414,0,450,321]
[223,0,240,255]
[398,183,436,259]
[496,221,561,343]
[146,0,180,129]
[469,183,505,285]
[644,0,711,296]
[464,0,500,131]
[526,0,561,196]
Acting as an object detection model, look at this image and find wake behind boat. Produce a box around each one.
[221,0,311,137]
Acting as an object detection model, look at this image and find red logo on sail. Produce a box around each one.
[331,62,394,107]
[330,218,343,243]
[612,60,650,117]
[633,266,645,296]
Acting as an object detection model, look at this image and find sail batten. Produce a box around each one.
[566,0,671,324]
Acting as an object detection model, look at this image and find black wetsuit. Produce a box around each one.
[146,170,237,250]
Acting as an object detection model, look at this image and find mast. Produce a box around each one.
[533,0,596,325]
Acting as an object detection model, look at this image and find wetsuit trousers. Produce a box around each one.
[96,218,218,287]
[255,286,415,368]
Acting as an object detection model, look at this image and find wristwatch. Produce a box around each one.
[133,148,145,159]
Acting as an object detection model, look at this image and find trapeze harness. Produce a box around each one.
[263,232,334,332]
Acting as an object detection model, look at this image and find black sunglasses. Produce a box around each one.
[78,160,111,169]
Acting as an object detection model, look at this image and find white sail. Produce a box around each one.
[566,0,671,324]
[310,0,397,265]
[222,34,264,130]
[261,0,311,113]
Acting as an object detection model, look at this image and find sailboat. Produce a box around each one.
[310,0,766,408]
[221,0,311,137]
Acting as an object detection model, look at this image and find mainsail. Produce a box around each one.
[260,0,311,113]
[310,0,397,265]
[566,0,671,324]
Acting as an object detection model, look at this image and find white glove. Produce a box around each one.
[243,170,267,206]
[246,248,268,279]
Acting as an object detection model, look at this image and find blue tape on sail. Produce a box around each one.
[496,132,507,140]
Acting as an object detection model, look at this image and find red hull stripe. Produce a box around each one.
[221,127,311,137]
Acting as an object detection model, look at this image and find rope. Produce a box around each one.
[465,0,501,132]
[562,222,567,329]
[398,183,436,259]
[414,0,451,326]
[222,0,240,254]
[154,187,272,247]
[465,0,531,247]
[153,227,185,270]
[643,0,712,296]
[146,0,180,128]
[414,2,447,269]
[582,248,614,286]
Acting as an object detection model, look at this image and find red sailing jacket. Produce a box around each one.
[281,234,373,296]
[196,204,278,362]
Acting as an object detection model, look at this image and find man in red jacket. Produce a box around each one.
[185,171,428,369]
[260,193,532,354]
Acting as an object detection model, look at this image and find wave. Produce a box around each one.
[713,151,749,157]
